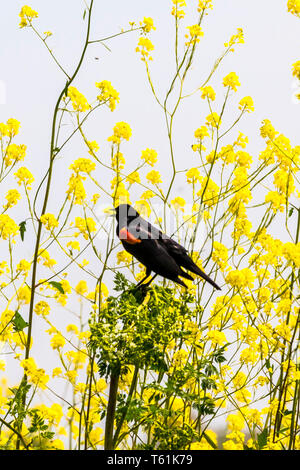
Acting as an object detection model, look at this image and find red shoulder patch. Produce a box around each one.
[119,227,141,245]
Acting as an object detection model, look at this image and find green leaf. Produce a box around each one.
[83,9,86,20]
[288,207,294,218]
[49,281,65,294]
[257,428,268,449]
[12,311,29,332]
[19,221,27,241]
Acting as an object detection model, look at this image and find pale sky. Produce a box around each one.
[1,0,299,408]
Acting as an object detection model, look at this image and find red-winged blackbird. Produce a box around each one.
[115,204,221,290]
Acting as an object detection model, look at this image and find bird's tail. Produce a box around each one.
[195,267,221,290]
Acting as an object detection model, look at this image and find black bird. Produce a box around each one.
[114,204,221,290]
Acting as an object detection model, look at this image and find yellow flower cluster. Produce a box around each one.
[0,214,19,240]
[40,213,59,231]
[3,189,21,209]
[287,0,300,17]
[0,118,21,138]
[19,5,38,28]
[20,358,49,389]
[212,242,228,271]
[224,28,244,51]
[198,0,213,11]
[239,96,255,113]
[223,72,240,91]
[141,148,158,166]
[34,300,51,316]
[74,216,97,240]
[67,86,90,112]
[14,166,34,189]
[226,268,255,289]
[70,158,96,174]
[185,25,204,46]
[171,196,186,211]
[108,122,132,145]
[140,17,156,33]
[200,85,216,101]
[136,37,155,61]
[171,0,186,19]
[95,80,119,112]
[146,170,162,185]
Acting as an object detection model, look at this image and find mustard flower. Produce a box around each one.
[171,0,186,19]
[141,17,156,33]
[141,148,158,166]
[223,72,240,91]
[3,189,21,209]
[40,213,59,231]
[146,170,162,185]
[95,80,119,112]
[14,167,34,189]
[19,5,38,28]
[67,86,90,112]
[0,214,20,240]
[136,37,155,61]
[239,96,255,113]
[108,121,132,144]
[200,85,216,101]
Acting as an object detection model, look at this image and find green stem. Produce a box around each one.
[105,369,120,450]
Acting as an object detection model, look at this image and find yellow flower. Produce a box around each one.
[171,196,186,211]
[95,80,119,112]
[5,144,27,166]
[141,190,155,200]
[85,141,99,157]
[146,170,162,185]
[191,429,217,450]
[19,5,38,28]
[126,171,140,185]
[74,216,97,239]
[200,86,216,101]
[69,158,96,174]
[260,119,277,140]
[141,148,158,166]
[6,118,21,137]
[239,96,254,113]
[136,37,155,61]
[14,167,34,189]
[171,0,186,19]
[185,25,204,45]
[40,213,59,230]
[135,200,151,217]
[50,333,66,350]
[0,214,19,240]
[265,191,285,213]
[225,268,255,289]
[141,17,156,33]
[34,300,50,316]
[198,0,213,11]
[186,167,201,183]
[194,126,209,140]
[16,259,31,275]
[67,240,80,251]
[224,28,244,50]
[67,86,90,112]
[75,280,88,295]
[212,242,228,271]
[3,189,21,209]
[288,0,300,17]
[223,72,240,91]
[206,112,221,128]
[20,358,49,389]
[108,122,132,144]
[207,330,227,346]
